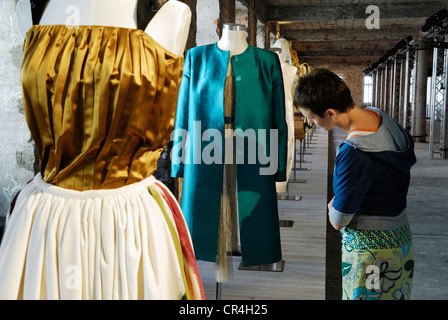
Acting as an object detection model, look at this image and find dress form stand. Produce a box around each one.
[215,25,285,286]
[296,119,312,172]
[12,0,196,299]
[272,38,311,181]
[215,23,248,300]
[270,48,301,205]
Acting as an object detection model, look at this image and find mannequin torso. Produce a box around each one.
[16,0,191,56]
[272,38,292,65]
[217,23,248,56]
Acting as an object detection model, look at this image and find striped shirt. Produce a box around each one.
[346,109,382,139]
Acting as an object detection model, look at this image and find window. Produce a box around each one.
[363,75,373,105]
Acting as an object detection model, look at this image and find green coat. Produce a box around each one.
[171,43,287,267]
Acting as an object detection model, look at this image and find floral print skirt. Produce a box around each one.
[341,224,414,300]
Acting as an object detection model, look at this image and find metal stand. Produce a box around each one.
[277,181,302,201]
[290,140,307,183]
[216,282,222,300]
[295,140,311,171]
[238,260,285,272]
[277,141,303,200]
[429,33,448,159]
[279,220,294,227]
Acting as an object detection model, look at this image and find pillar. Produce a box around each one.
[372,71,377,108]
[265,21,271,49]
[184,0,197,50]
[218,0,235,38]
[414,41,430,142]
[247,0,256,46]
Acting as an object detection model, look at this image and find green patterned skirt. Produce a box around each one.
[341,224,414,300]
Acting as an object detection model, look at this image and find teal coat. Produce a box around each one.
[171,43,287,267]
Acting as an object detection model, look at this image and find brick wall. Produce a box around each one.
[334,67,365,108]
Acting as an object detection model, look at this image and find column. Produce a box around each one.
[414,41,430,142]
[218,0,235,38]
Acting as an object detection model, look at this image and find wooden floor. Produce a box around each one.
[196,128,328,300]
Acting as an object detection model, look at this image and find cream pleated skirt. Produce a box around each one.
[0,174,204,300]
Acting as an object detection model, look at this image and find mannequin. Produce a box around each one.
[215,23,248,285]
[1,0,205,300]
[172,20,287,298]
[217,23,248,56]
[16,0,191,56]
[272,38,292,65]
[270,47,298,194]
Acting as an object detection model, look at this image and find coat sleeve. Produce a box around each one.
[170,49,191,178]
[272,56,288,182]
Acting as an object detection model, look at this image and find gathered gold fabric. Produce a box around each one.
[21,25,184,190]
[216,69,240,283]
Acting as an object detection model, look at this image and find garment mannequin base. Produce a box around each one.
[216,282,222,300]
[295,140,311,171]
[238,260,285,272]
[289,143,307,182]
[278,194,302,201]
[279,219,295,227]
[215,260,285,300]
[277,181,302,201]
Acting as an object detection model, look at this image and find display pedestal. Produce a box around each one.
[279,220,294,227]
[277,193,301,200]
[216,282,223,300]
[216,261,285,299]
[277,181,301,201]
[289,139,307,184]
[295,139,311,171]
[238,259,285,272]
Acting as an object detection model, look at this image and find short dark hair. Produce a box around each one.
[294,69,355,118]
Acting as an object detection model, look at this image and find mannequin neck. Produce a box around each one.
[217,25,248,56]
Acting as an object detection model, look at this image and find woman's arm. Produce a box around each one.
[327,196,344,230]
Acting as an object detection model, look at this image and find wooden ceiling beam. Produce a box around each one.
[292,40,398,53]
[298,56,381,66]
[238,0,268,24]
[283,26,420,41]
[296,50,389,58]
[266,1,443,22]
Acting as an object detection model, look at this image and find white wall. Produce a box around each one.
[196,0,220,46]
[0,0,35,217]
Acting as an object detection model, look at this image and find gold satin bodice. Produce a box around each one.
[21,25,183,190]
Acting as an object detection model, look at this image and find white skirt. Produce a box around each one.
[0,173,204,300]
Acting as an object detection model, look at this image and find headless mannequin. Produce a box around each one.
[269,48,298,195]
[214,23,249,299]
[217,23,248,56]
[272,38,292,65]
[16,0,191,56]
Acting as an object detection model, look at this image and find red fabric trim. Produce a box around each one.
[154,181,205,300]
